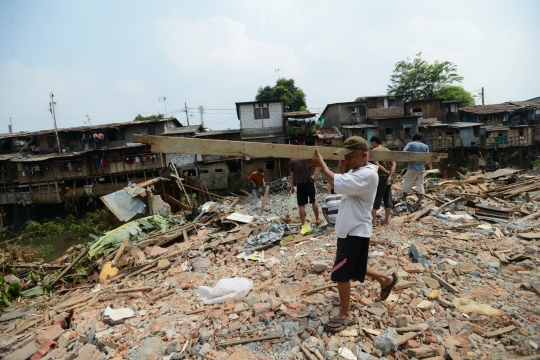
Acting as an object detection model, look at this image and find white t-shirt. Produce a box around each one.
[333,163,378,239]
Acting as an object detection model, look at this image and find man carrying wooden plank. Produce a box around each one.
[402,133,429,210]
[370,135,396,227]
[290,158,321,225]
[311,136,398,332]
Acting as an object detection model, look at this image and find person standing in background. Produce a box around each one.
[402,133,429,209]
[370,136,396,226]
[468,141,482,173]
[290,158,321,225]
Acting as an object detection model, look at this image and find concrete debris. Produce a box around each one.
[1,169,540,359]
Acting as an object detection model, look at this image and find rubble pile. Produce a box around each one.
[1,169,540,360]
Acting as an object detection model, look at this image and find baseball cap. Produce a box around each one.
[334,136,370,155]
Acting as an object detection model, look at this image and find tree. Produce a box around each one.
[133,114,164,122]
[387,53,464,100]
[435,86,475,107]
[256,78,307,112]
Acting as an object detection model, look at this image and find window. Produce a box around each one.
[201,170,209,174]
[254,106,270,119]
[385,128,393,135]
[519,129,524,136]
[147,124,156,135]
[266,160,275,169]
[108,130,125,141]
[359,105,366,116]
[412,108,422,113]
[377,98,385,108]
[215,168,223,173]
[498,132,503,137]
[388,98,396,107]
[473,127,480,136]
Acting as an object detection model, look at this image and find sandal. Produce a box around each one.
[380,272,399,301]
[324,314,357,332]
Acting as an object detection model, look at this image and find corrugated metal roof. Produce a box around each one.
[340,124,378,129]
[445,122,483,128]
[193,129,241,137]
[0,118,182,140]
[10,151,87,162]
[483,125,509,131]
[163,125,203,135]
[459,104,519,114]
[283,111,319,117]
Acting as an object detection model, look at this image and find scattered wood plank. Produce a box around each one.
[165,194,190,211]
[483,325,516,338]
[299,344,318,360]
[484,242,509,264]
[431,273,461,294]
[253,276,278,292]
[114,287,153,294]
[259,185,271,216]
[217,335,282,347]
[408,204,435,222]
[113,238,129,264]
[50,247,89,288]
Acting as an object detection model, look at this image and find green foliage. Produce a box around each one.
[133,113,165,122]
[37,244,53,259]
[387,52,464,100]
[532,159,540,168]
[25,209,110,242]
[435,86,475,107]
[461,167,470,175]
[256,78,307,112]
[26,220,65,239]
[0,276,21,309]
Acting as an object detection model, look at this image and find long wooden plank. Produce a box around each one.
[259,185,271,216]
[50,247,89,287]
[133,135,448,162]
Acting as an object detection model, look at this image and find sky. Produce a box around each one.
[1,0,539,133]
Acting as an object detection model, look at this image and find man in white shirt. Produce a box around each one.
[312,136,398,332]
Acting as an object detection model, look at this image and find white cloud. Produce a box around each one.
[158,13,302,76]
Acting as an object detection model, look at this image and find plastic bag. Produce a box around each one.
[452,297,505,317]
[197,277,253,305]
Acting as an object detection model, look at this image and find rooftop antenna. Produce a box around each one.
[158,96,168,117]
[49,92,62,153]
[85,114,92,126]
[198,105,205,128]
[275,68,280,79]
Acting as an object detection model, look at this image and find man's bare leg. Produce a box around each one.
[299,205,306,225]
[371,208,378,227]
[402,192,408,201]
[383,208,390,225]
[312,202,320,223]
[417,194,424,203]
[326,281,355,329]
[366,267,393,290]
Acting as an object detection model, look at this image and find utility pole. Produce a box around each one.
[158,96,168,117]
[275,68,280,79]
[85,114,92,126]
[49,92,61,153]
[481,87,485,105]
[8,117,12,133]
[183,102,190,125]
[198,105,205,128]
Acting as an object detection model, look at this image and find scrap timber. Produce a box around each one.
[133,134,448,162]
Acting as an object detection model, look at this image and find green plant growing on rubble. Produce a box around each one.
[532,159,540,168]
[461,167,470,175]
[0,276,21,309]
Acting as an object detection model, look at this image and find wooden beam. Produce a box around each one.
[50,247,89,287]
[259,185,270,216]
[165,193,190,211]
[133,135,448,162]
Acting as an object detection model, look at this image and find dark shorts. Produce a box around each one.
[373,176,392,210]
[331,236,371,283]
[296,182,316,206]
